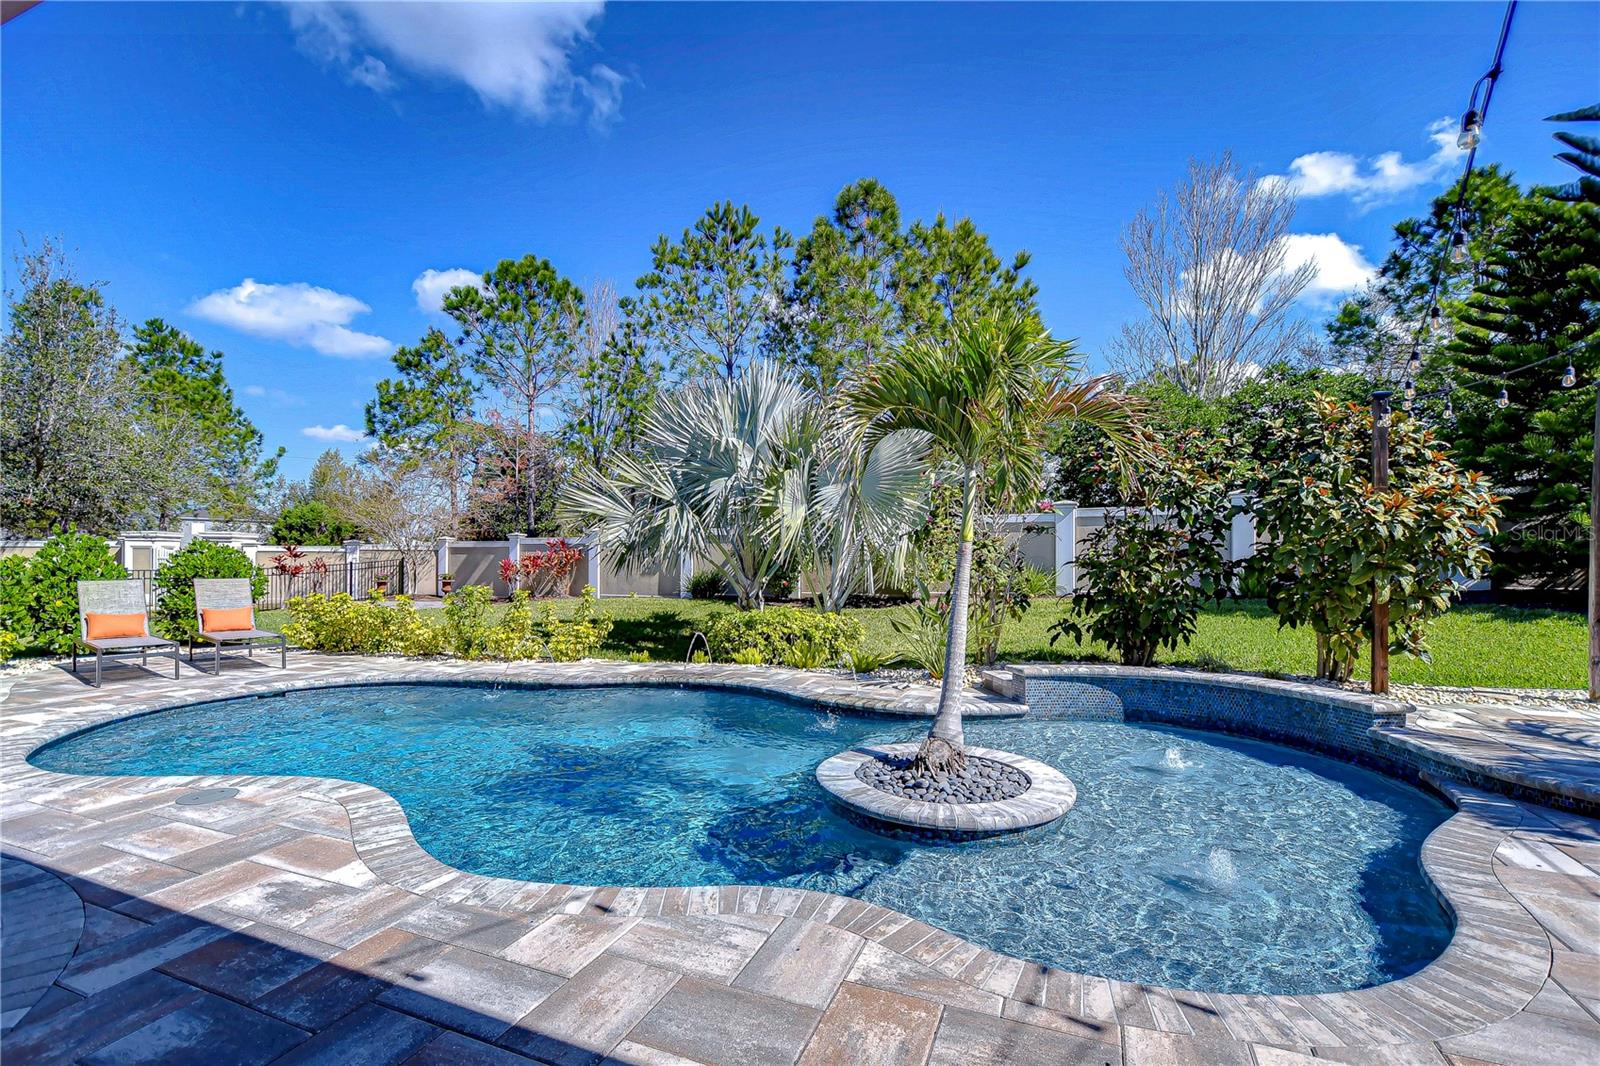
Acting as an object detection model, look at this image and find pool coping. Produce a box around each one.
[0,655,1564,1052]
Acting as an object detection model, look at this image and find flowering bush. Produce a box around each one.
[498,539,582,598]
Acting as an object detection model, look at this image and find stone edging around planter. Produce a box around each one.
[0,656,1556,1047]
[816,742,1076,832]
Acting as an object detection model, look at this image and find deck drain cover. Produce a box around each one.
[175,787,239,806]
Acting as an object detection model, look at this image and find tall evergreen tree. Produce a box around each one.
[366,327,481,530]
[895,214,1039,340]
[445,256,582,532]
[634,201,792,381]
[1446,184,1600,586]
[1,243,183,534]
[129,319,282,523]
[564,282,657,475]
[786,179,904,392]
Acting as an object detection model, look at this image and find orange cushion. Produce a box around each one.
[85,612,146,640]
[202,607,254,632]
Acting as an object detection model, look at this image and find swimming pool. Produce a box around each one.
[30,681,1454,994]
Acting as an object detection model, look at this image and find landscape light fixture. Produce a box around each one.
[1457,108,1483,149]
[1563,364,1578,388]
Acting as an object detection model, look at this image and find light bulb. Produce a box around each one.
[1451,232,1469,264]
[1429,304,1442,326]
[1457,109,1482,150]
[1562,364,1577,388]
[1404,378,1416,400]
[1406,347,1422,375]
[1444,398,1455,420]
[1496,386,1509,409]
[1402,397,1413,413]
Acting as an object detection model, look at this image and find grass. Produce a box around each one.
[255,595,1588,690]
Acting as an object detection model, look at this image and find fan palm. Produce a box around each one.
[560,360,929,611]
[846,311,1147,775]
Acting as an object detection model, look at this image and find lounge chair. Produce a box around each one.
[190,578,286,674]
[72,579,181,687]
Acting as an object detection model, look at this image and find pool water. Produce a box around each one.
[31,682,1454,994]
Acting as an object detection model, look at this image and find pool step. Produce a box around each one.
[979,668,1022,701]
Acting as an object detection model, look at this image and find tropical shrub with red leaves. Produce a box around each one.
[499,539,582,599]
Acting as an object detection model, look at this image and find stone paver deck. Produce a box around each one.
[2,653,1597,1065]
[1378,700,1600,812]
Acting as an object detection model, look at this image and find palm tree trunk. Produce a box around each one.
[914,469,977,776]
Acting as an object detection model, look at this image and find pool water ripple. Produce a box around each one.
[30,682,1453,994]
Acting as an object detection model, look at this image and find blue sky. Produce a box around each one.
[4,1,1597,479]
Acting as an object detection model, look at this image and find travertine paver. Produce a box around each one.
[1,653,1597,1064]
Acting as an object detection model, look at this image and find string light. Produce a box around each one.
[1457,108,1483,149]
[1443,397,1455,420]
[1451,231,1470,264]
[1407,346,1422,375]
[1404,378,1417,400]
[1496,385,1510,408]
[1429,304,1442,328]
[1563,364,1578,388]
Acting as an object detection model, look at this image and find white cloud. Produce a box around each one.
[1278,233,1377,301]
[412,267,484,314]
[188,279,392,358]
[302,424,367,443]
[1261,119,1463,206]
[241,384,303,406]
[284,1,624,124]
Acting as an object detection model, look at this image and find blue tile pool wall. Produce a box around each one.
[1013,669,1599,815]
[1019,674,1413,775]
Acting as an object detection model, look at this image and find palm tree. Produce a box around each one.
[846,311,1146,775]
[560,360,928,611]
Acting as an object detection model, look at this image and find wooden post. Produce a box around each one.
[1589,387,1599,701]
[1371,390,1392,695]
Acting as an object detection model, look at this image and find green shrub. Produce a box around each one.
[728,648,765,666]
[542,587,613,662]
[151,542,266,642]
[687,568,728,600]
[281,593,444,656]
[1234,556,1271,600]
[479,586,614,662]
[0,533,127,653]
[843,648,888,674]
[1017,565,1058,599]
[889,602,949,679]
[1052,432,1240,667]
[0,628,22,662]
[704,606,861,666]
[782,636,834,669]
[442,584,496,659]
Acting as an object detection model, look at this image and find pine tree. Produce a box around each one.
[1445,192,1600,586]
[129,319,282,523]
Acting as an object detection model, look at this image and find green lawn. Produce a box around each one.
[255,595,1587,690]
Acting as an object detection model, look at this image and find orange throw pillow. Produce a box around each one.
[85,612,146,640]
[202,607,254,632]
